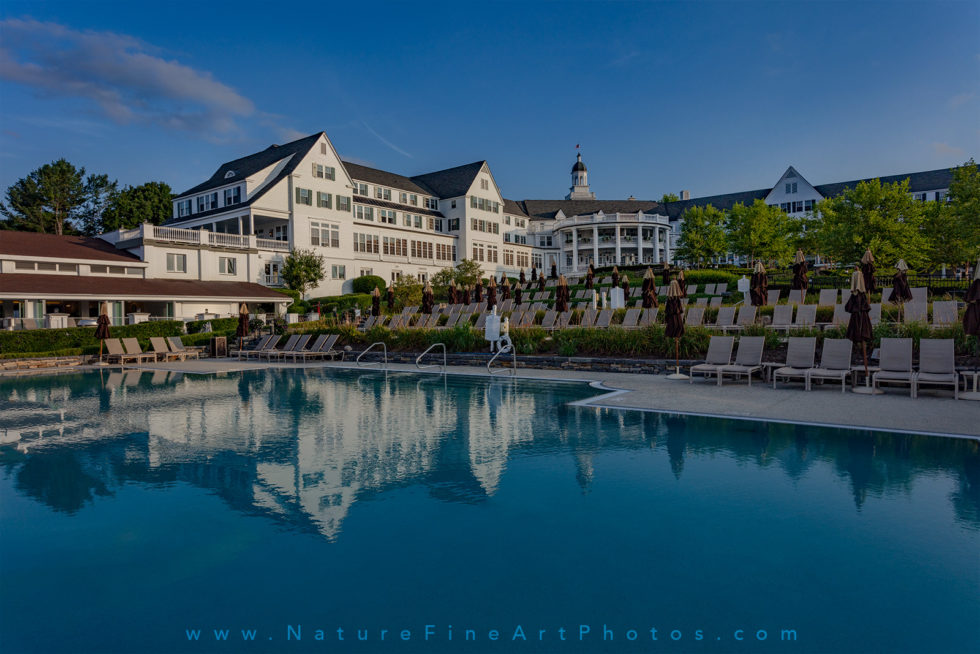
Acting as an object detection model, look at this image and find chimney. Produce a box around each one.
[680,190,690,200]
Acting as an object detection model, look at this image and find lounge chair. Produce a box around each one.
[709,296,723,308]
[724,305,756,333]
[580,309,597,327]
[104,338,136,365]
[475,313,489,329]
[772,337,817,389]
[695,297,708,306]
[872,338,914,396]
[792,304,817,329]
[703,283,717,295]
[869,303,882,326]
[768,304,793,333]
[840,289,851,306]
[818,289,838,306]
[806,339,853,392]
[243,335,280,359]
[441,313,461,329]
[621,308,641,328]
[715,283,728,294]
[912,339,957,399]
[932,301,957,328]
[541,310,558,330]
[263,334,298,359]
[595,309,613,328]
[824,304,850,330]
[689,336,734,383]
[500,299,513,312]
[517,311,535,327]
[292,334,329,361]
[167,337,201,359]
[767,289,781,305]
[879,287,892,304]
[904,302,927,324]
[685,306,705,327]
[640,306,659,325]
[359,315,376,331]
[717,336,765,385]
[711,306,736,330]
[910,287,928,305]
[279,334,313,361]
[151,336,184,361]
[122,338,156,365]
[686,284,697,296]
[788,289,805,305]
[557,310,573,328]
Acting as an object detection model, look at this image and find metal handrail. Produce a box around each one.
[487,343,516,376]
[356,341,387,368]
[416,342,446,371]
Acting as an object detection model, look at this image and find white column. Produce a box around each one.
[572,229,578,272]
[614,225,621,266]
[654,228,661,264]
[237,216,243,234]
[592,225,598,266]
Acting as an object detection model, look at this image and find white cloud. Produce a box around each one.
[948,92,975,109]
[932,142,964,157]
[0,18,254,135]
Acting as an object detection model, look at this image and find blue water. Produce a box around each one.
[0,368,977,654]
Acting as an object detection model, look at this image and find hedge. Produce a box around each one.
[351,275,386,294]
[186,317,239,334]
[0,321,187,356]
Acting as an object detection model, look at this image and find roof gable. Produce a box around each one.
[814,167,955,198]
[764,165,821,203]
[342,161,432,196]
[410,161,485,199]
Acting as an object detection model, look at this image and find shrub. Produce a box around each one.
[186,317,239,334]
[680,269,740,286]
[351,275,386,294]
[0,320,186,355]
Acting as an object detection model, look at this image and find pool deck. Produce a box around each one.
[29,357,974,440]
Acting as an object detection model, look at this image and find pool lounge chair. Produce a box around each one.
[717,336,765,386]
[767,304,794,333]
[709,296,723,308]
[715,283,728,294]
[817,289,838,306]
[910,287,927,305]
[824,304,850,331]
[580,309,597,327]
[872,338,914,396]
[767,289,781,305]
[594,309,613,328]
[710,306,736,331]
[806,339,853,392]
[640,306,659,326]
[685,306,705,327]
[787,289,805,305]
[557,311,573,329]
[869,303,882,326]
[724,305,756,333]
[278,334,313,361]
[792,304,817,329]
[904,302,927,324]
[621,308,641,328]
[771,337,817,389]
[475,313,489,329]
[689,336,734,383]
[703,283,717,295]
[104,338,138,365]
[540,310,558,330]
[151,336,184,361]
[840,289,851,307]
[931,301,957,328]
[686,284,698,296]
[912,339,957,399]
[243,335,280,359]
[122,338,156,365]
[695,297,708,307]
[263,335,298,359]
[166,337,201,359]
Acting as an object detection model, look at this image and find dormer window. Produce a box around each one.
[224,170,236,179]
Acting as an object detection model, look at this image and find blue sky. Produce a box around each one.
[1,1,977,202]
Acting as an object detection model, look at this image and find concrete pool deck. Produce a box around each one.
[23,357,972,440]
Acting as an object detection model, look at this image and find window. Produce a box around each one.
[360,268,373,277]
[414,214,422,228]
[504,215,511,225]
[331,264,346,280]
[791,201,804,213]
[451,199,457,209]
[310,221,340,248]
[354,183,368,196]
[380,209,397,224]
[177,199,192,217]
[469,196,500,213]
[223,186,241,206]
[532,253,543,269]
[383,236,408,256]
[785,182,798,194]
[355,205,374,221]
[427,217,434,230]
[166,253,186,273]
[296,188,313,205]
[353,233,379,253]
[375,186,391,200]
[780,203,790,212]
[473,244,484,261]
[311,164,336,180]
[804,199,815,211]
[435,219,443,232]
[219,257,237,275]
[487,245,498,263]
[410,194,418,206]
[403,213,412,227]
[316,192,332,208]
[424,197,438,210]
[337,196,351,212]
[400,192,408,204]
[196,192,218,212]
[325,166,335,181]
[448,218,460,231]
[480,178,489,190]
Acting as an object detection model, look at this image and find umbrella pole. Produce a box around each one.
[666,337,689,380]
[853,340,882,394]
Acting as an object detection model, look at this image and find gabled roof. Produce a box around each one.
[521,199,664,221]
[176,132,323,199]
[814,168,954,198]
[503,199,529,217]
[410,161,486,199]
[0,231,141,262]
[663,188,772,219]
[0,274,288,301]
[343,161,433,196]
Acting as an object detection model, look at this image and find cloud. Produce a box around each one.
[948,92,975,108]
[0,18,254,136]
[609,51,641,67]
[932,142,964,157]
[361,121,413,159]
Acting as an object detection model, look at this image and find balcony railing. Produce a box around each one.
[256,238,290,252]
[264,274,285,286]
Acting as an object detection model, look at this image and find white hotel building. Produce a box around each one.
[0,128,959,324]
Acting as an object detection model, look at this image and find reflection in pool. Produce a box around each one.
[1,369,977,653]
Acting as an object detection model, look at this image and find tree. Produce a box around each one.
[430,258,483,296]
[0,172,45,232]
[77,174,119,236]
[97,181,173,234]
[674,205,727,267]
[726,199,798,266]
[946,159,980,267]
[660,192,679,203]
[390,275,422,309]
[813,178,928,269]
[281,249,325,299]
[0,159,116,235]
[37,159,87,235]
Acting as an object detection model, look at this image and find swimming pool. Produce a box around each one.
[1,368,977,653]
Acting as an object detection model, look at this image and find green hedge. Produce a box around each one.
[186,317,239,334]
[351,275,386,294]
[0,321,186,356]
[308,293,373,314]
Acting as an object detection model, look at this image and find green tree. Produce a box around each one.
[660,192,679,203]
[674,205,727,267]
[791,214,821,260]
[391,275,423,309]
[1,159,117,235]
[97,181,173,235]
[37,159,87,235]
[946,159,980,266]
[813,178,928,269]
[281,249,325,299]
[726,199,798,266]
[77,174,119,236]
[0,172,45,232]
[431,258,483,295]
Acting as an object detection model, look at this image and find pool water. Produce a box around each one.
[0,368,977,653]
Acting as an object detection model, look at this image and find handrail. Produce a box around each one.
[416,342,446,371]
[356,341,387,368]
[487,343,516,376]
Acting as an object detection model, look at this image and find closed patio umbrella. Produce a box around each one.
[514,285,523,306]
[678,269,687,298]
[474,280,483,303]
[888,259,914,323]
[529,266,537,288]
[642,267,658,308]
[519,268,527,286]
[750,260,767,306]
[550,262,558,280]
[537,272,546,293]
[421,281,434,314]
[502,276,511,301]
[791,249,808,296]
[964,259,980,386]
[556,275,569,312]
[846,269,876,394]
[861,248,877,293]
[612,265,620,289]
[386,286,395,310]
[486,276,497,310]
[95,303,111,365]
[372,287,382,316]
[661,263,671,288]
[236,303,250,352]
[621,273,630,297]
[585,264,594,290]
[448,280,457,305]
[664,280,687,379]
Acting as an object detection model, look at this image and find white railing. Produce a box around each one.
[264,274,284,286]
[117,227,141,241]
[553,212,670,231]
[208,232,250,248]
[256,238,290,252]
[152,225,201,244]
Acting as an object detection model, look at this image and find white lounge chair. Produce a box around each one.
[806,339,853,392]
[912,338,957,399]
[772,337,817,389]
[718,336,765,385]
[872,338,914,396]
[689,336,734,383]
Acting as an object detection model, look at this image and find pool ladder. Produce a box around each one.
[356,341,387,369]
[488,343,516,376]
[416,342,446,372]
